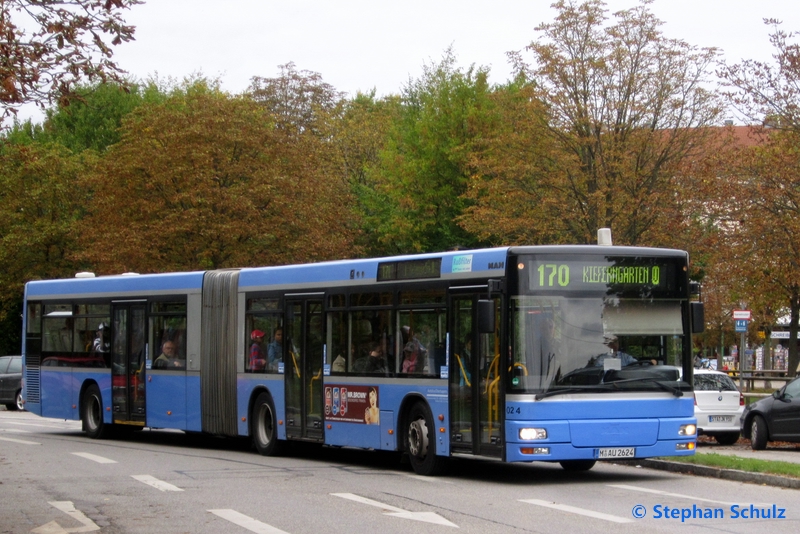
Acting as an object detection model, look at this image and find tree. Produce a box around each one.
[367,48,494,254]
[0,0,140,122]
[719,20,800,130]
[333,90,399,255]
[717,24,800,373]
[42,81,164,153]
[703,129,800,373]
[74,83,359,274]
[248,62,344,137]
[0,141,90,353]
[465,0,725,247]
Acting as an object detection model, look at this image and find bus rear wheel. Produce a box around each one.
[252,392,282,456]
[82,384,110,439]
[406,402,446,476]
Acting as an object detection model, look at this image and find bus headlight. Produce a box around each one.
[679,424,697,436]
[519,428,547,440]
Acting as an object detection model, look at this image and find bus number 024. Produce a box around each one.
[537,264,569,287]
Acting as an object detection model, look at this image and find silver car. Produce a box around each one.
[693,369,744,445]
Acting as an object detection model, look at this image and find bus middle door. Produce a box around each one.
[285,296,325,442]
[111,301,147,426]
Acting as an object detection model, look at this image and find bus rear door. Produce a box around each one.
[111,302,147,426]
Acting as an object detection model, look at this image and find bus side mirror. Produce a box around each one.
[478,300,496,334]
[691,302,705,334]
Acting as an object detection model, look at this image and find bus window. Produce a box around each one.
[350,310,393,374]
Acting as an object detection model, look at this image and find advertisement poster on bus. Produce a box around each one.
[325,385,379,425]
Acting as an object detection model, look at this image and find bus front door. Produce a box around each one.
[449,293,502,457]
[285,297,325,442]
[111,302,146,426]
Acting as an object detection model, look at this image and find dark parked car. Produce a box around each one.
[0,355,23,411]
[741,375,800,450]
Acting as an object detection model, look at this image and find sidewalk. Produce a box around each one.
[629,439,800,490]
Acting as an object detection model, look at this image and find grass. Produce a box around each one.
[663,452,800,479]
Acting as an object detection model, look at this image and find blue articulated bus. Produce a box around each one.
[22,239,703,475]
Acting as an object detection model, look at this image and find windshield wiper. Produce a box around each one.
[535,386,616,400]
[607,377,684,397]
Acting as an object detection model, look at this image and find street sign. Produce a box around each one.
[733,310,751,320]
[734,319,749,332]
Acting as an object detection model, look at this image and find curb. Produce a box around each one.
[620,459,800,490]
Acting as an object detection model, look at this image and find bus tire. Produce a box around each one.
[559,460,596,471]
[406,401,447,476]
[252,392,282,456]
[750,415,768,450]
[82,384,110,439]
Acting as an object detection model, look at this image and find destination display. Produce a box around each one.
[377,258,442,282]
[529,260,676,292]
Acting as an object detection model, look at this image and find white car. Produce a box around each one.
[693,369,744,445]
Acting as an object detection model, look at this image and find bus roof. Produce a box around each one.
[24,244,689,299]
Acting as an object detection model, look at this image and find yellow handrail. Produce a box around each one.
[289,349,301,377]
[309,367,322,415]
[455,353,471,387]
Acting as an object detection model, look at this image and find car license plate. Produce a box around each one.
[709,415,734,423]
[597,447,635,459]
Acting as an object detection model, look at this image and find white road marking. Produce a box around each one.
[520,498,635,524]
[131,474,184,492]
[2,420,81,429]
[71,452,117,464]
[31,501,100,533]
[0,435,40,445]
[404,473,454,483]
[208,509,291,534]
[332,492,458,527]
[608,484,770,506]
[332,493,405,513]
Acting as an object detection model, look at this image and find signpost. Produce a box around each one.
[734,309,750,391]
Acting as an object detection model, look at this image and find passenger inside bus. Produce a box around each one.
[401,326,426,373]
[154,340,185,369]
[249,329,267,371]
[267,327,283,371]
[363,343,387,373]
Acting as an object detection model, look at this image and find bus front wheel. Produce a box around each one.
[406,402,447,476]
[559,460,596,471]
[252,392,282,456]
[82,384,110,439]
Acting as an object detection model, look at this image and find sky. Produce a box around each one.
[17,0,800,121]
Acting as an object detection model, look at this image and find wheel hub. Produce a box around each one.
[408,419,429,457]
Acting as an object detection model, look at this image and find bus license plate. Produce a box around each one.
[597,447,635,459]
[709,415,734,423]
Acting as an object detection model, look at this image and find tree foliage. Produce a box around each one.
[42,81,164,153]
[0,0,141,122]
[0,141,90,352]
[720,21,800,130]
[699,128,800,372]
[364,48,494,254]
[74,84,359,274]
[466,0,724,247]
[249,62,344,137]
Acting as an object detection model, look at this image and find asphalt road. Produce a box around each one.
[2,410,800,534]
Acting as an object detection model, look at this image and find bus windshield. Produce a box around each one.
[508,253,690,395]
